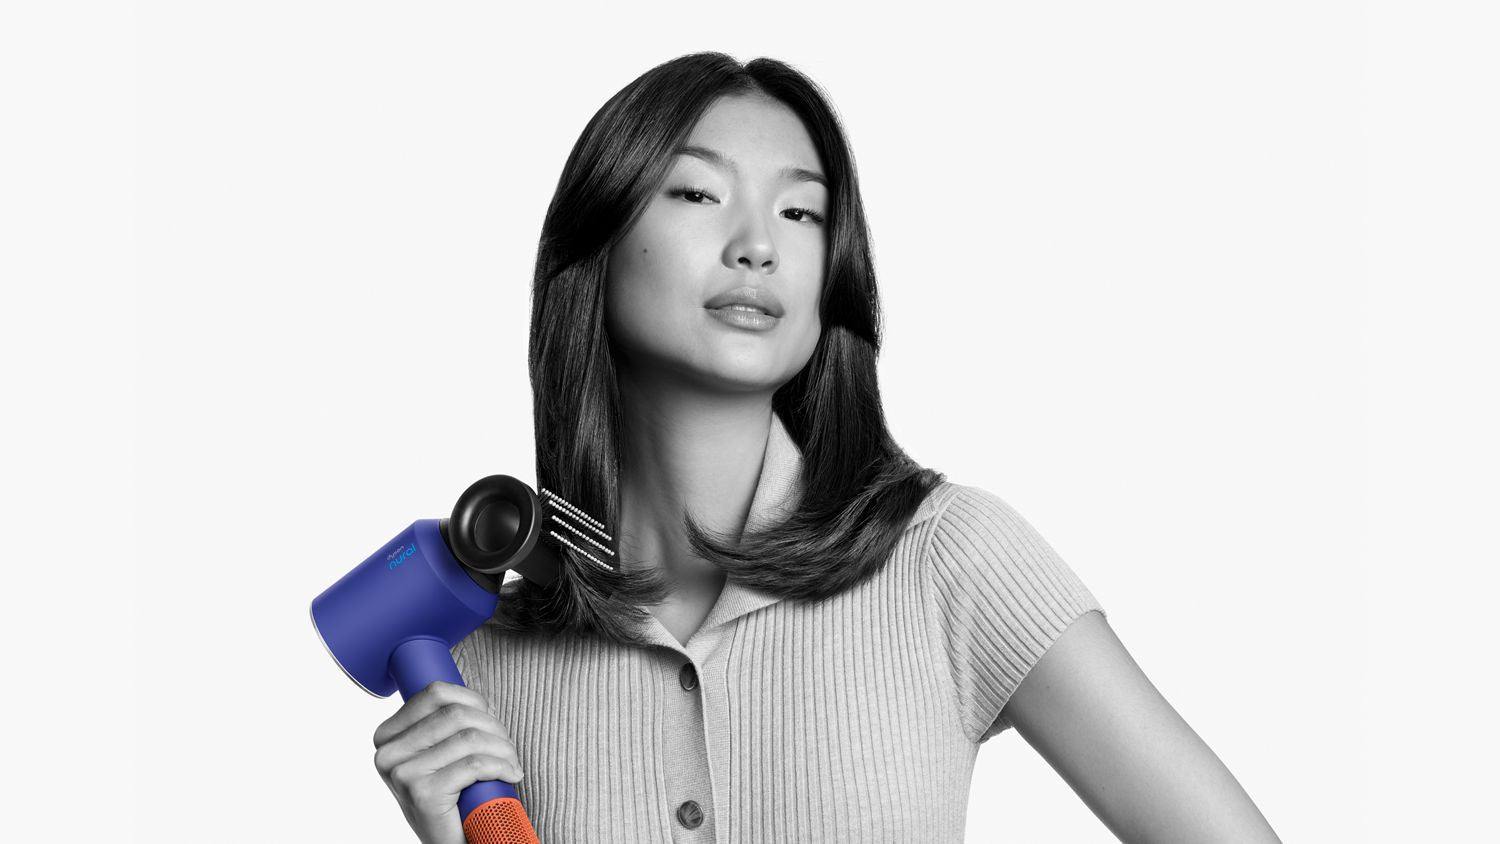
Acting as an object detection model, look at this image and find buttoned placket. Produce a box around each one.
[633,573,785,843]
[630,412,801,843]
[643,616,730,843]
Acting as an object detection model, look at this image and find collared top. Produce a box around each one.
[452,413,1105,842]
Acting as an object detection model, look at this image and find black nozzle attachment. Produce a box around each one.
[442,475,561,592]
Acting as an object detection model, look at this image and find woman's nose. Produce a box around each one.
[722,211,779,274]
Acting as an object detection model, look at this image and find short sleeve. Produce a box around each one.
[924,484,1107,743]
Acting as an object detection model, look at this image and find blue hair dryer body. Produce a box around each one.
[311,475,563,844]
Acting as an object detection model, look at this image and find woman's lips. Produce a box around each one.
[704,285,784,317]
[706,304,779,331]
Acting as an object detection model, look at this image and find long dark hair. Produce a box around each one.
[484,52,945,647]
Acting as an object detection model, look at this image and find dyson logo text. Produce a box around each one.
[387,543,416,571]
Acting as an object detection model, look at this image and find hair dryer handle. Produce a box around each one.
[389,637,541,844]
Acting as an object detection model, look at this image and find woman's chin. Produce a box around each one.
[676,359,797,396]
[615,346,806,396]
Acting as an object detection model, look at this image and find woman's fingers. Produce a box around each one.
[375,707,514,776]
[373,681,493,747]
[378,723,521,782]
[395,752,521,817]
[371,680,524,843]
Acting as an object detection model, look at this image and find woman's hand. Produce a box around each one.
[372,680,525,844]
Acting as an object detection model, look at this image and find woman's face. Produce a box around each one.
[605,94,828,396]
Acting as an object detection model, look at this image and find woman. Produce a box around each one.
[371,52,1282,843]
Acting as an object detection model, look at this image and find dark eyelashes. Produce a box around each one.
[787,207,827,225]
[668,186,826,226]
[671,185,717,203]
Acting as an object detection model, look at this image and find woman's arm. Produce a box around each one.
[1002,611,1281,843]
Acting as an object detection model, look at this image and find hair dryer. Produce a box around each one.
[311,474,603,844]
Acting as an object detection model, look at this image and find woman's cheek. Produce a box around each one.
[789,312,821,372]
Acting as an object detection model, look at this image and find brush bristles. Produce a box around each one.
[540,488,611,538]
[548,531,616,572]
[548,513,615,557]
[539,487,618,571]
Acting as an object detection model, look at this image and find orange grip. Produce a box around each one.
[462,796,540,844]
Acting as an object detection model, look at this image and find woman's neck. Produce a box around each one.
[614,372,773,586]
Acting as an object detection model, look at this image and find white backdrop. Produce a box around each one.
[5,1,1496,841]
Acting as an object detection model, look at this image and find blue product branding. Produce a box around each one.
[387,543,416,571]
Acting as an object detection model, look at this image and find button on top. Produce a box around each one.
[679,662,698,691]
[676,800,704,829]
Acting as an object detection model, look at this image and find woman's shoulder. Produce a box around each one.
[908,481,1069,568]
[906,480,957,528]
[907,479,1008,533]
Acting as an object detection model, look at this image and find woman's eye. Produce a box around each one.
[671,187,716,204]
[784,207,827,225]
[669,186,824,226]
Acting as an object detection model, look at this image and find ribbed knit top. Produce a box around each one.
[452,414,1106,842]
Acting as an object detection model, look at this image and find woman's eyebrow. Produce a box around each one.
[674,145,828,188]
